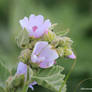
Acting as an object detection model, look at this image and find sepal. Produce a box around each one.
[18,49,31,64]
[43,31,56,42]
[16,29,29,48]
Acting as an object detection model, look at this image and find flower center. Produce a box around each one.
[32,26,38,32]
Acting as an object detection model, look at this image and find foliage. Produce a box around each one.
[31,65,66,92]
[1,0,92,92]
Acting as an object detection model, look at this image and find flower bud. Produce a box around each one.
[12,75,25,87]
[62,37,73,47]
[27,40,37,49]
[6,75,25,91]
[64,49,76,59]
[16,29,29,48]
[64,49,73,56]
[51,36,73,48]
[51,38,60,48]
[67,51,76,59]
[56,47,64,57]
[43,30,56,42]
[18,49,31,64]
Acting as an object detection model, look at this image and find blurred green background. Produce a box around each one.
[0,0,92,92]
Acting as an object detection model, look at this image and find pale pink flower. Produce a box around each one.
[16,62,37,90]
[29,81,37,90]
[16,62,27,80]
[19,14,51,38]
[31,41,59,68]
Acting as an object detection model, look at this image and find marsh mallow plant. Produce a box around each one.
[2,14,76,92]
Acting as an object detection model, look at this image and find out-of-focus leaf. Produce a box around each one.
[0,60,10,87]
[0,86,5,92]
[0,55,17,75]
[31,65,66,92]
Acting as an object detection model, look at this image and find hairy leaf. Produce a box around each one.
[32,65,66,92]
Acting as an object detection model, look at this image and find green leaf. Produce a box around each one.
[0,55,17,73]
[0,60,10,88]
[22,83,29,92]
[16,29,29,48]
[31,65,66,92]
[0,86,5,92]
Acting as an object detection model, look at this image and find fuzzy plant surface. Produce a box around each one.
[0,14,76,92]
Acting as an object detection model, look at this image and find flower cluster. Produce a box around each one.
[7,14,76,91]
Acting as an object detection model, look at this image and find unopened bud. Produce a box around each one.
[56,47,64,57]
[64,49,73,56]
[43,30,56,42]
[18,49,31,64]
[12,74,25,87]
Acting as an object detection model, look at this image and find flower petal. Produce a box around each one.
[29,14,44,26]
[43,19,51,29]
[31,41,48,63]
[35,15,44,26]
[32,19,51,38]
[16,62,27,80]
[19,17,29,30]
[68,51,76,59]
[32,41,48,55]
[31,55,38,63]
[29,14,36,26]
[29,81,37,90]
[40,60,54,68]
[39,45,59,61]
[31,41,59,68]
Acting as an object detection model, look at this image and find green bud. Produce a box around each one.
[64,48,72,56]
[49,23,57,30]
[27,40,37,49]
[56,47,64,57]
[30,62,39,68]
[6,76,14,89]
[62,37,73,48]
[6,75,25,92]
[18,49,31,64]
[51,36,73,48]
[16,29,29,48]
[43,30,56,42]
[51,38,60,47]
[12,75,25,87]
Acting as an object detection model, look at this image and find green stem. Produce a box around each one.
[22,82,29,92]
[59,60,76,92]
